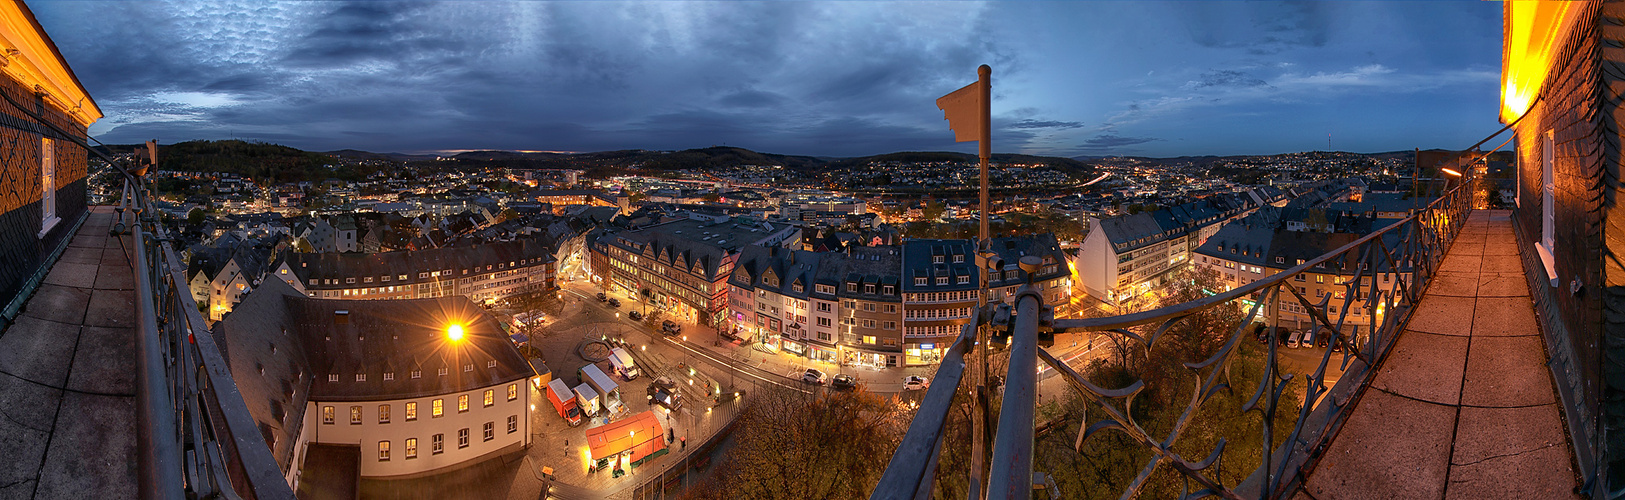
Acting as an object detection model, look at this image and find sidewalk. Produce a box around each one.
[1299,210,1580,499]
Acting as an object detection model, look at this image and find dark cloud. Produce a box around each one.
[1007,119,1083,130]
[1179,1,1329,55]
[1186,70,1272,90]
[1070,134,1161,155]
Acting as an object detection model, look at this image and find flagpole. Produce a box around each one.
[972,63,992,500]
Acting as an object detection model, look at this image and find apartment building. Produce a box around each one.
[1077,182,1368,306]
[269,239,556,305]
[1192,206,1409,338]
[900,240,978,366]
[591,214,800,326]
[726,246,822,356]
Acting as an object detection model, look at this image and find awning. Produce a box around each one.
[584,410,666,462]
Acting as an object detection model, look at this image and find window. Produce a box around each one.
[817,302,831,312]
[1315,275,1325,284]
[862,335,877,344]
[817,317,831,327]
[432,434,444,454]
[484,389,494,407]
[39,137,55,235]
[1274,257,1284,264]
[885,304,896,313]
[383,372,394,381]
[378,441,390,461]
[846,282,857,292]
[933,255,944,264]
[433,399,443,417]
[411,370,421,379]
[406,402,417,421]
[936,277,948,285]
[350,406,362,425]
[915,277,927,286]
[883,285,894,295]
[863,303,875,312]
[954,254,964,263]
[862,319,876,328]
[957,276,969,284]
[508,415,518,433]
[356,374,366,382]
[346,278,356,284]
[458,428,469,448]
[328,374,339,382]
[508,383,518,401]
[484,422,494,441]
[1539,129,1557,282]
[322,406,335,424]
[459,395,469,412]
[378,404,390,424]
[405,438,418,459]
[883,321,896,330]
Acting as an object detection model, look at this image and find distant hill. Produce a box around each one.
[136,140,377,183]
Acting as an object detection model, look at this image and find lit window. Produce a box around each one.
[378,441,390,461]
[459,395,469,412]
[405,438,418,459]
[508,383,518,401]
[379,404,390,424]
[406,402,417,421]
[433,399,443,417]
[39,137,55,235]
[350,406,361,425]
[322,406,334,425]
[484,389,494,407]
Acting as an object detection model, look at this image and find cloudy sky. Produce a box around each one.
[33,1,1503,158]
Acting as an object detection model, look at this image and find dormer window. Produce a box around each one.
[847,283,857,293]
[933,256,944,264]
[865,284,875,294]
[953,254,964,263]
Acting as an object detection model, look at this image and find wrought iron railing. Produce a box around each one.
[874,175,1476,499]
[113,162,296,499]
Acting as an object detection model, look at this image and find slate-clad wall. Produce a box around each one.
[1511,0,1613,490]
[0,69,90,317]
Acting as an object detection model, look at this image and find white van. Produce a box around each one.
[609,347,639,380]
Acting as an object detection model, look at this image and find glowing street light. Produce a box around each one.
[1441,168,1462,177]
[447,324,465,342]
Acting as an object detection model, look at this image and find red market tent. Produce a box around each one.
[584,410,666,464]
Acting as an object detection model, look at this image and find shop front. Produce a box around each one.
[807,344,838,364]
[753,313,781,353]
[904,343,944,366]
[781,340,805,357]
[843,348,897,368]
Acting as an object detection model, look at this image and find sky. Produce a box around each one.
[33,1,1505,158]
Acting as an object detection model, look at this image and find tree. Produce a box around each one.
[186,207,205,226]
[713,388,909,499]
[702,192,721,203]
[921,200,948,221]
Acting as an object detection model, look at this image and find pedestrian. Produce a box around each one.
[681,436,686,450]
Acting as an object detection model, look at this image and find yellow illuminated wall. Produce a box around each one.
[1501,1,1586,123]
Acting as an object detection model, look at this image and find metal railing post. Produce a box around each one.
[986,264,1043,499]
[134,193,184,500]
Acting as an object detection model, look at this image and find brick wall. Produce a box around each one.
[0,68,89,316]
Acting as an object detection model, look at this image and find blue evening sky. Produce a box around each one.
[33,1,1503,158]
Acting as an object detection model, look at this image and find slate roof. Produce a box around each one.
[281,238,555,288]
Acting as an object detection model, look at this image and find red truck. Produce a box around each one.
[546,378,584,426]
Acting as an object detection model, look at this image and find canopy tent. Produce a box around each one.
[584,410,666,463]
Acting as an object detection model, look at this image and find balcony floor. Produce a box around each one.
[0,207,136,499]
[1299,210,1580,499]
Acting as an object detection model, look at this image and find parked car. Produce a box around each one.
[661,320,683,335]
[802,369,828,385]
[831,374,857,390]
[903,376,930,391]
[608,298,620,308]
[596,292,607,302]
[628,310,643,321]
[1286,330,1303,348]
